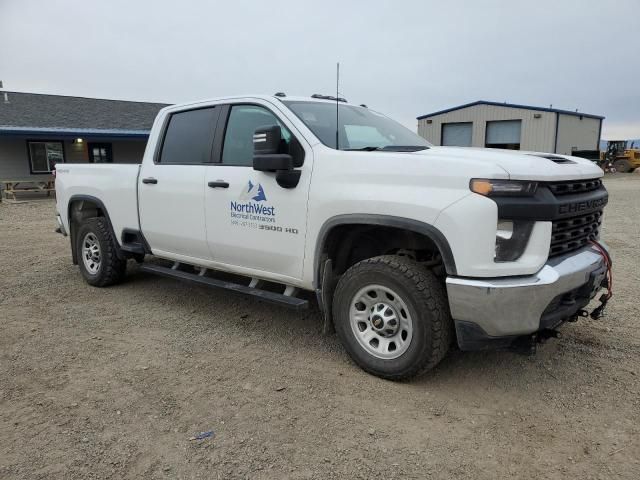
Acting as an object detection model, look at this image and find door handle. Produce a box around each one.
[208,181,229,188]
[142,177,158,185]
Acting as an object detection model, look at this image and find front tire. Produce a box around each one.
[76,218,126,287]
[333,255,452,380]
[613,159,631,173]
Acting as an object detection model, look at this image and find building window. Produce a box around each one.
[88,143,113,163]
[28,141,65,173]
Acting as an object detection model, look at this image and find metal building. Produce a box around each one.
[417,101,604,155]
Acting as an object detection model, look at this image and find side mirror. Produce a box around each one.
[253,125,291,171]
[252,125,301,188]
[253,154,293,172]
[253,125,281,155]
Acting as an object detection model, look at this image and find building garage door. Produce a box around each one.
[485,120,522,150]
[441,122,472,147]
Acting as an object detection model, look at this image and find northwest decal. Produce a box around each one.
[229,181,298,235]
[230,181,275,219]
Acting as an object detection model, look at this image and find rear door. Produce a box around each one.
[203,101,312,280]
[138,106,220,260]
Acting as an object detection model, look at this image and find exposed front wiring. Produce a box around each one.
[589,240,613,319]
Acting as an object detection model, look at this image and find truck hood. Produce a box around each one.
[417,146,604,181]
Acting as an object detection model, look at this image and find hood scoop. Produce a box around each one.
[527,153,576,164]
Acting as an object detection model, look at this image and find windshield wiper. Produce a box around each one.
[343,145,429,152]
[381,145,429,152]
[343,146,382,151]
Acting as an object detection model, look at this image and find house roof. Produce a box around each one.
[416,100,605,120]
[0,91,169,136]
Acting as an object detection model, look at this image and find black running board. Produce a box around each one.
[139,264,309,310]
[121,243,146,255]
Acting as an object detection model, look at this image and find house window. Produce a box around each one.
[88,143,113,163]
[28,141,65,173]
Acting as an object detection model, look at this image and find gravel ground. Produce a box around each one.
[1,174,639,479]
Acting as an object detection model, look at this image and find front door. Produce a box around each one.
[138,106,220,260]
[204,103,311,280]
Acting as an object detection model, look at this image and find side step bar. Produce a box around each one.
[139,263,309,310]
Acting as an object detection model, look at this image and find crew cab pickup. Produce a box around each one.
[55,94,612,379]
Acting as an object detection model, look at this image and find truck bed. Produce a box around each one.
[55,163,141,245]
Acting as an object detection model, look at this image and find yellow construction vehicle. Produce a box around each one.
[601,140,640,173]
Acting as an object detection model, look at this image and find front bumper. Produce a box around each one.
[446,244,609,350]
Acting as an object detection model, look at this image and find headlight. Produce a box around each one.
[470,179,538,197]
[494,219,534,262]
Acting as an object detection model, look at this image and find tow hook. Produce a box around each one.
[590,294,610,320]
[569,309,590,322]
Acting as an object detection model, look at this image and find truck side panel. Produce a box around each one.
[55,164,141,246]
[302,147,508,287]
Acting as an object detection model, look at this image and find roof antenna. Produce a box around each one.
[335,62,340,150]
[0,80,7,103]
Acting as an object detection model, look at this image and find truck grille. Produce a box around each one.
[547,179,602,196]
[550,210,602,257]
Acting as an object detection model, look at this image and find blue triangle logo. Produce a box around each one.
[252,184,267,202]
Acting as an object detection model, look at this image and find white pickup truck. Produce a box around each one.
[55,94,612,379]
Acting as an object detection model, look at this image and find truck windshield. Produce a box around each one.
[283,101,431,152]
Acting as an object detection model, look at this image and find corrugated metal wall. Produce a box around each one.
[417,104,557,151]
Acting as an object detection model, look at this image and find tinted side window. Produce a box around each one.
[159,107,217,164]
[221,105,290,166]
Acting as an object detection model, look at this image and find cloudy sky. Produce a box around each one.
[1,0,638,139]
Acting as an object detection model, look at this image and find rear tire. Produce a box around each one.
[332,255,452,380]
[76,218,126,287]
